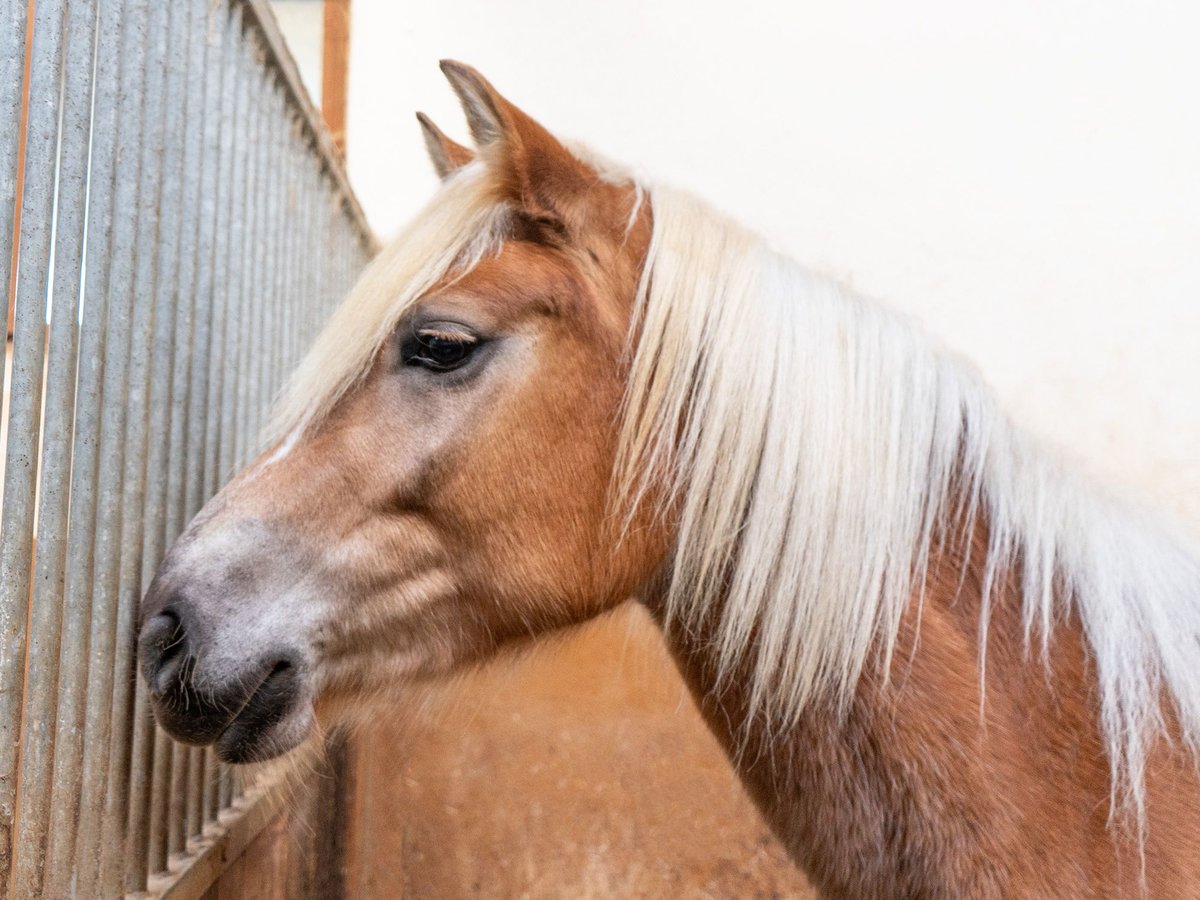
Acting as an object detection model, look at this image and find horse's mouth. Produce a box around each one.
[147,655,313,764]
[211,660,309,764]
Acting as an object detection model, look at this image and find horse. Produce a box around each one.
[138,62,1200,898]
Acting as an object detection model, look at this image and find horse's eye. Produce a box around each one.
[405,327,478,372]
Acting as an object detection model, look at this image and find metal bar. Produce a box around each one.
[0,0,67,886]
[240,0,373,249]
[247,72,273,450]
[289,126,313,396]
[303,150,321,352]
[186,0,227,537]
[166,744,187,864]
[42,1,127,893]
[205,1,241,508]
[71,1,149,893]
[262,81,285,436]
[0,0,374,892]
[216,10,255,817]
[272,115,292,413]
[8,0,100,895]
[182,0,228,843]
[280,114,303,397]
[164,0,208,565]
[241,51,269,464]
[147,773,286,900]
[96,0,170,890]
[0,0,28,347]
[230,39,256,474]
[160,0,209,861]
[235,39,265,469]
[200,4,242,827]
[139,0,194,878]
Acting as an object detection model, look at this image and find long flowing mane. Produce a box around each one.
[272,145,1200,831]
[615,184,1200,827]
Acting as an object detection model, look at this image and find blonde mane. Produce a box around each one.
[616,183,1200,829]
[273,147,1200,832]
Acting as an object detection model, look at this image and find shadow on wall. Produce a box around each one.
[343,602,815,899]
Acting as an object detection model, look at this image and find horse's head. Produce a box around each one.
[138,63,668,762]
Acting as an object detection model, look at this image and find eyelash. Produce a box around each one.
[403,327,480,372]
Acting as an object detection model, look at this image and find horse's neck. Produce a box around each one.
[644,525,1196,899]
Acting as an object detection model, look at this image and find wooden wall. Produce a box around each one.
[340,604,813,899]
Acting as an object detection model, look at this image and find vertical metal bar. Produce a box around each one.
[305,155,321,347]
[281,115,304,392]
[72,1,148,894]
[272,114,292,413]
[340,205,353,291]
[311,179,326,345]
[92,0,168,890]
[0,0,28,348]
[205,1,240,507]
[46,0,128,892]
[273,114,289,407]
[229,45,254,477]
[287,124,306,357]
[216,10,256,816]
[246,42,269,463]
[183,0,227,843]
[219,8,251,498]
[137,0,193,878]
[0,0,67,886]
[166,742,188,858]
[160,0,209,859]
[201,4,241,826]
[251,79,275,448]
[289,127,313,390]
[262,82,285,435]
[236,50,267,469]
[164,0,207,566]
[187,0,227,536]
[270,86,286,426]
[322,185,334,317]
[8,0,100,895]
[2,0,376,890]
[42,0,126,891]
[218,763,232,812]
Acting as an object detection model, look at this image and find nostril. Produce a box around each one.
[140,608,188,694]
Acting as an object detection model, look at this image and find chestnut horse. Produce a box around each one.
[139,63,1200,898]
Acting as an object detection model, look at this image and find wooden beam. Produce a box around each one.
[322,0,351,156]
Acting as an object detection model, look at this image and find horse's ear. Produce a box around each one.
[416,112,476,180]
[438,60,597,230]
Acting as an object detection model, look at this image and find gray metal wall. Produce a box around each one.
[0,0,373,895]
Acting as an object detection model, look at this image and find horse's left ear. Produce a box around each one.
[416,112,476,180]
[439,60,600,232]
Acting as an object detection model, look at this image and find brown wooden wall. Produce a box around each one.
[338,604,814,899]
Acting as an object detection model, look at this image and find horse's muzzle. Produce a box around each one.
[138,595,307,764]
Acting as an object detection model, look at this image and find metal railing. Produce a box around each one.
[0,0,374,896]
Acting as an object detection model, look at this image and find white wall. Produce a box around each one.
[343,0,1200,526]
[270,0,324,107]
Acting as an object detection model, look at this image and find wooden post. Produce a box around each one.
[322,0,350,156]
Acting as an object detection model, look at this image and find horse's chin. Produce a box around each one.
[213,697,315,764]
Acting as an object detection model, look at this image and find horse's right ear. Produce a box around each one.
[416,112,475,180]
[437,60,599,232]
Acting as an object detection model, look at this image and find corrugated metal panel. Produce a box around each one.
[0,0,374,894]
